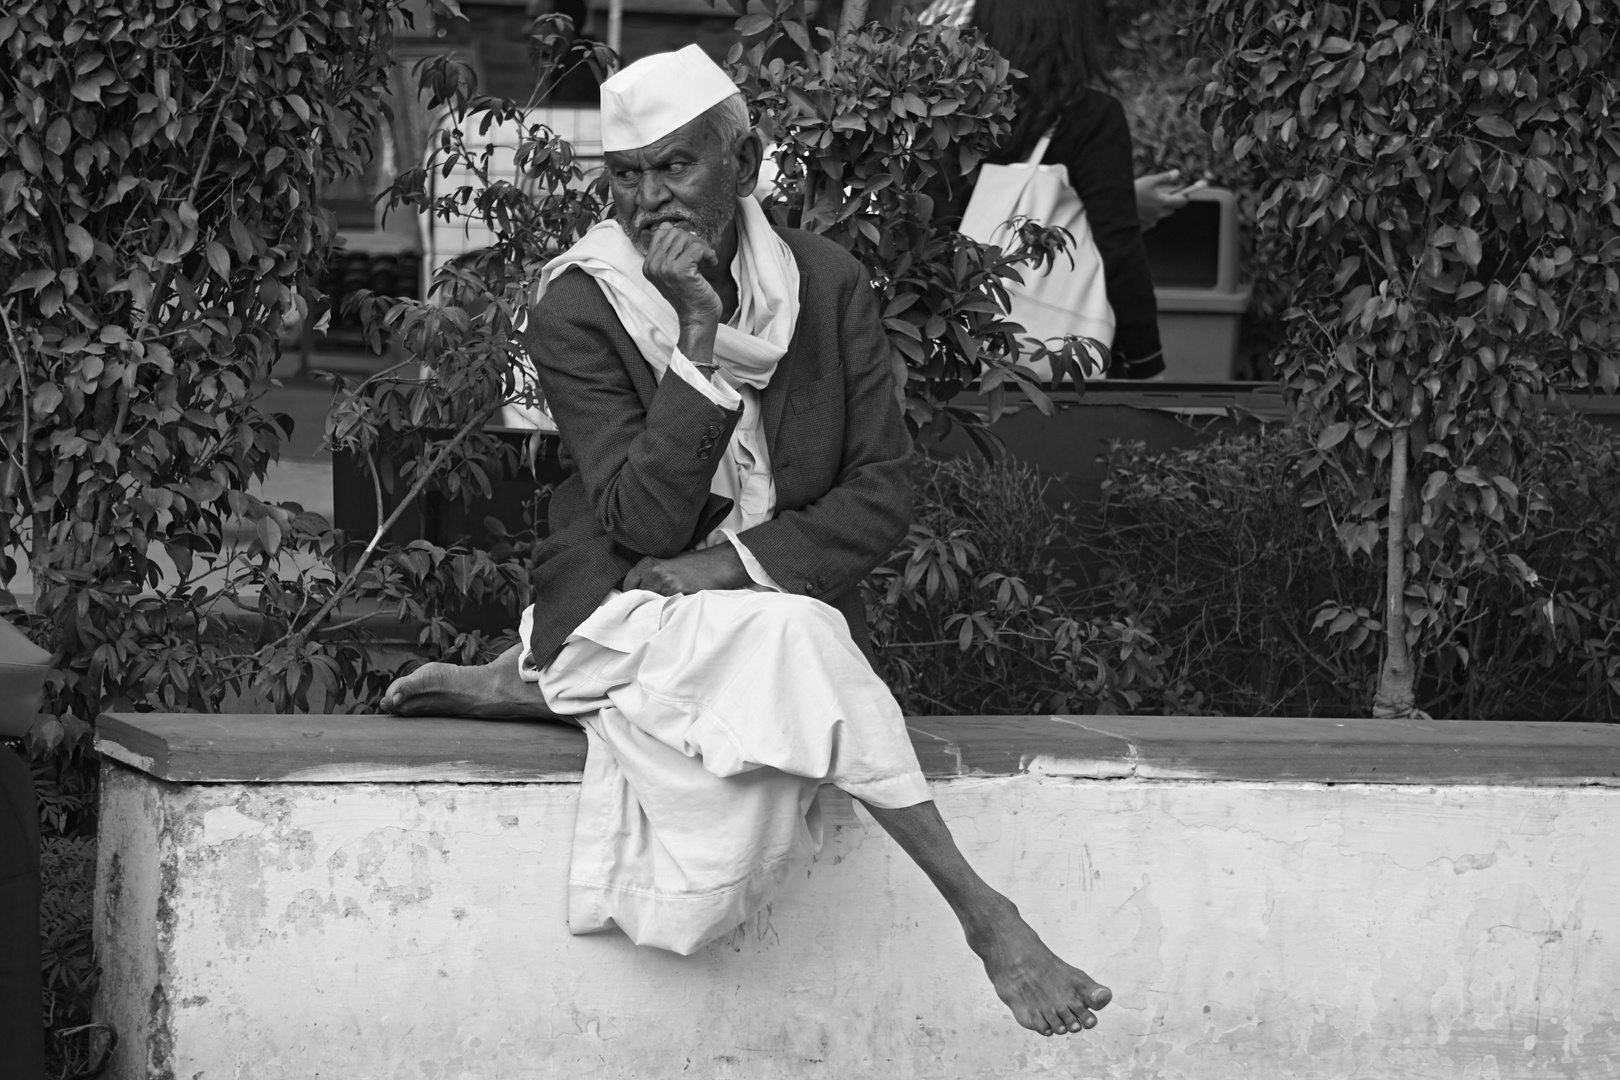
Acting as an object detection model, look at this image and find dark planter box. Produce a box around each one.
[332,429,570,634]
[331,386,1618,631]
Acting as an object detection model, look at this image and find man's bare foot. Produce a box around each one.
[381,644,559,719]
[965,895,1112,1037]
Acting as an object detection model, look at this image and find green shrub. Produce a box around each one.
[1196,0,1620,716]
[1094,412,1620,720]
[864,453,1186,715]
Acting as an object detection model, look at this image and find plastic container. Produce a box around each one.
[1143,187,1253,381]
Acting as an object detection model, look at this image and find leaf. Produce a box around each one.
[1456,227,1482,268]
[257,515,282,556]
[32,383,63,415]
[45,116,72,155]
[1317,421,1351,450]
[1421,469,1449,504]
[1474,114,1516,139]
[64,223,94,262]
[229,217,255,261]
[18,135,42,175]
[6,269,54,295]
[735,13,773,36]
[206,241,231,280]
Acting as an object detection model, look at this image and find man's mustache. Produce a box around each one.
[629,212,696,233]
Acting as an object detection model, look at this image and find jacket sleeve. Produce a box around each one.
[730,265,913,601]
[523,273,742,560]
[1063,90,1165,376]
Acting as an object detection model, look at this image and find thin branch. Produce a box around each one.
[277,408,491,649]
[0,300,43,575]
[136,66,232,342]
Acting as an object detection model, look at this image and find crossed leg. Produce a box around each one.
[383,647,1111,1036]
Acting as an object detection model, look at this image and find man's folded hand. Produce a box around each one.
[623,543,752,595]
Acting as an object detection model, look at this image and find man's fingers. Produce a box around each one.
[649,223,713,271]
[622,557,652,592]
[623,557,686,596]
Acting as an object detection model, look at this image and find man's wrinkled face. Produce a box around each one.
[606,115,738,255]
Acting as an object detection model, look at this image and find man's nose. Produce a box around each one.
[636,170,671,211]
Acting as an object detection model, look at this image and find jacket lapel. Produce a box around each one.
[761,246,811,455]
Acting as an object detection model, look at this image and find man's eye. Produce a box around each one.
[613,170,638,183]
[666,162,688,176]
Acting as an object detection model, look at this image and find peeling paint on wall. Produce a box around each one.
[95,772,1620,1079]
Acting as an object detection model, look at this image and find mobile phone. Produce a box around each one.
[1170,178,1210,198]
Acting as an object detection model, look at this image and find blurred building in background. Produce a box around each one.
[290,0,747,379]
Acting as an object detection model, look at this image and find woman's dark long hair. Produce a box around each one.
[971,0,1101,160]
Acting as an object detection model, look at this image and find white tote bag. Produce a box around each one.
[959,128,1115,380]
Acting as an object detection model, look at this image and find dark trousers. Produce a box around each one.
[0,745,43,1079]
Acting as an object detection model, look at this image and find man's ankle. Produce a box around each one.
[957,889,1020,946]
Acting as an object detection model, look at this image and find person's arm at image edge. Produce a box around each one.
[1065,92,1165,376]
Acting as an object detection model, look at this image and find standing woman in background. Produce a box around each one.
[926,0,1168,378]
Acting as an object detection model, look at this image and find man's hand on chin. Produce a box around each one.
[623,543,752,595]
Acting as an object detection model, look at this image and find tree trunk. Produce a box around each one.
[1372,424,1423,719]
[838,0,870,36]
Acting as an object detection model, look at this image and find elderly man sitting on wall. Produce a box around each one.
[384,45,1113,1037]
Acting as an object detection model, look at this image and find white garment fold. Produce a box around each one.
[520,591,931,955]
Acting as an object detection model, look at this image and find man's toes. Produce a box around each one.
[1013,1003,1053,1037]
[1055,1003,1093,1034]
[1079,976,1112,1011]
[382,664,446,714]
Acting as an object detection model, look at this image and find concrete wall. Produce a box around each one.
[93,713,1620,1079]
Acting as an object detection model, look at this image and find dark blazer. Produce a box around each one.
[990,89,1166,378]
[519,227,914,668]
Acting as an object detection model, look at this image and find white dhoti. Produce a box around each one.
[519,588,930,955]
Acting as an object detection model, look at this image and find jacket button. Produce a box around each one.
[705,424,721,438]
[697,447,712,461]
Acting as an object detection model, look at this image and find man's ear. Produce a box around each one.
[734,132,764,198]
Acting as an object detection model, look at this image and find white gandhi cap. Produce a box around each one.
[599,44,743,152]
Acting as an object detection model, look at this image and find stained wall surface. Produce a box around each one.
[93,713,1620,1079]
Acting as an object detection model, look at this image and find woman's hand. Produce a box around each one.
[1135,170,1193,231]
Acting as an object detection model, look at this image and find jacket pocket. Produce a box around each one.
[789,372,842,415]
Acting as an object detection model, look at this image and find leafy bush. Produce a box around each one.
[0,0,427,727]
[40,835,98,1078]
[1094,411,1620,720]
[1197,0,1620,715]
[865,453,1184,715]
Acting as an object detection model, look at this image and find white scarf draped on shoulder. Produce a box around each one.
[535,196,800,388]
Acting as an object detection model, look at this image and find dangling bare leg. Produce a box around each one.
[861,800,1112,1037]
[383,606,1111,1034]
